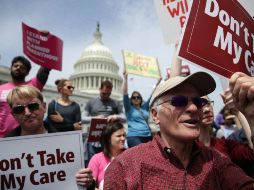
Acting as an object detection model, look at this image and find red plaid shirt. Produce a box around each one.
[104,134,254,190]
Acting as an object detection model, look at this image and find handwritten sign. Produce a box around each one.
[178,0,254,78]
[22,22,63,71]
[0,131,84,190]
[122,50,161,78]
[87,118,107,143]
[154,0,190,43]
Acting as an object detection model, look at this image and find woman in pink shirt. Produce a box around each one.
[76,122,126,189]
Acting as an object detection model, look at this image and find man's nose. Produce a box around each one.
[24,107,32,115]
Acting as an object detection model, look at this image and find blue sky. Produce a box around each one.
[2,0,247,115]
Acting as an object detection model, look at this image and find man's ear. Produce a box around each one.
[42,102,47,110]
[151,106,160,125]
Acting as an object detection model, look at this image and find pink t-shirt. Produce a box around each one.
[88,152,111,187]
[0,78,43,137]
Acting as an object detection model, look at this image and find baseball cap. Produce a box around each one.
[150,72,216,107]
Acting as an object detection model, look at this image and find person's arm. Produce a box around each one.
[36,67,51,85]
[229,72,254,145]
[213,149,254,189]
[123,70,128,95]
[169,42,182,78]
[224,138,254,167]
[75,168,95,188]
[221,89,253,149]
[107,104,126,123]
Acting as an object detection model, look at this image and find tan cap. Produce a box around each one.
[150,72,216,107]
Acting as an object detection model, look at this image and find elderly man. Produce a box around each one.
[5,85,94,189]
[104,72,254,189]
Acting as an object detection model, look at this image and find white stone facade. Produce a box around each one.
[70,23,123,100]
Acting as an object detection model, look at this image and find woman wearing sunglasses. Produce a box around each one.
[47,79,81,132]
[123,71,161,148]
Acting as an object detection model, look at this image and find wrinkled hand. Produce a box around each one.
[49,111,64,123]
[229,72,254,118]
[75,168,94,187]
[107,115,119,123]
[220,89,238,114]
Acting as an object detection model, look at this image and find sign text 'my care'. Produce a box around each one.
[205,0,254,75]
[0,149,74,190]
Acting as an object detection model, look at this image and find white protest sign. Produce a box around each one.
[0,131,85,190]
[154,0,191,43]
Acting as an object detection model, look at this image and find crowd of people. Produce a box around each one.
[1,54,254,189]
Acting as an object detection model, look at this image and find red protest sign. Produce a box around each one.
[87,118,107,143]
[22,22,63,71]
[178,0,254,78]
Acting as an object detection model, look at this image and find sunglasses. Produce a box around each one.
[67,86,75,90]
[131,96,141,100]
[158,96,208,109]
[12,102,40,114]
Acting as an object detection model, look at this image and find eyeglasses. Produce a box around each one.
[206,100,214,106]
[158,96,208,109]
[12,102,40,114]
[131,96,141,100]
[67,86,75,90]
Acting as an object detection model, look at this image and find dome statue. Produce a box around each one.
[70,22,123,100]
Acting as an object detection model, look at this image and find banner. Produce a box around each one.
[87,118,107,143]
[122,50,161,78]
[22,22,63,71]
[154,0,191,43]
[0,132,85,190]
[178,0,254,78]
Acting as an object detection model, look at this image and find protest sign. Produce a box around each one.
[0,131,85,190]
[238,0,254,18]
[22,22,63,71]
[167,65,190,78]
[154,0,190,43]
[178,0,254,78]
[87,118,107,143]
[122,50,161,78]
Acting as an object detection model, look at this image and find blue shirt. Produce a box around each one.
[123,95,151,137]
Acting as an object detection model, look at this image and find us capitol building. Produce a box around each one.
[0,23,123,111]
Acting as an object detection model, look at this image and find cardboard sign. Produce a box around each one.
[178,0,254,78]
[167,65,190,78]
[0,132,85,190]
[22,22,63,71]
[87,118,107,143]
[122,50,161,78]
[154,0,191,43]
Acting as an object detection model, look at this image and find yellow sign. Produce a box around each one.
[122,50,161,78]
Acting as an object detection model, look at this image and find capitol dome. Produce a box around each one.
[70,23,123,100]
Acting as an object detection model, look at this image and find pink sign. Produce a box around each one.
[178,0,254,78]
[22,22,63,71]
[87,118,107,143]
